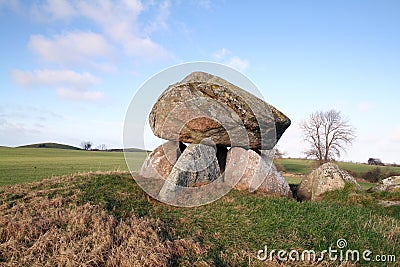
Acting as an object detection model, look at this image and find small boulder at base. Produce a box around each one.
[297,162,361,201]
[158,143,221,202]
[139,141,186,180]
[225,147,291,197]
[368,176,400,192]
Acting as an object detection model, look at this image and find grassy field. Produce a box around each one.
[0,147,146,186]
[1,148,400,265]
[2,147,400,188]
[276,158,400,177]
[0,172,398,266]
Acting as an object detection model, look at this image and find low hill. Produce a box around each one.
[18,142,81,150]
[109,148,149,152]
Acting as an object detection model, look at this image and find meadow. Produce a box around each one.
[2,146,400,187]
[1,146,399,266]
[275,158,400,177]
[0,147,145,186]
[0,172,399,266]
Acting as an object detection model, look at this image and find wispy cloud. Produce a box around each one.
[28,31,113,67]
[31,0,76,21]
[214,48,230,59]
[227,56,250,72]
[0,117,42,146]
[12,69,104,102]
[144,0,170,34]
[214,48,250,72]
[30,0,171,62]
[56,88,104,102]
[80,0,168,60]
[12,69,99,89]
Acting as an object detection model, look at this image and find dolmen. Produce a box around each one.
[139,72,292,204]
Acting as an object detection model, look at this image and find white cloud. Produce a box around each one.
[144,0,170,34]
[43,0,76,20]
[214,48,250,72]
[12,69,99,89]
[78,0,168,60]
[0,118,41,146]
[28,31,113,66]
[227,56,250,72]
[214,48,230,59]
[56,88,104,101]
[357,101,376,112]
[27,0,171,64]
[12,69,104,102]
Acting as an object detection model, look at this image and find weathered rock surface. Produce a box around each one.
[139,141,186,180]
[259,162,292,197]
[149,72,291,150]
[158,143,221,201]
[224,147,291,197]
[297,162,361,201]
[368,176,400,192]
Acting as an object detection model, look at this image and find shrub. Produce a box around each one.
[274,161,284,172]
[363,167,384,183]
[347,170,360,179]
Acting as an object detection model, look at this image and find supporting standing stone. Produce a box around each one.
[139,141,186,180]
[158,143,221,202]
[225,147,291,197]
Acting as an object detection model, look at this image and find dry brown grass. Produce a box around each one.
[0,172,205,267]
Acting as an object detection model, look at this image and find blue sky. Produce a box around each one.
[1,0,399,163]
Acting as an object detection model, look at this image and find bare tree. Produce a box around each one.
[273,146,287,159]
[80,141,93,150]
[300,110,355,163]
[97,144,107,151]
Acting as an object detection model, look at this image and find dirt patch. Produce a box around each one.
[378,200,400,207]
[355,177,373,183]
[281,171,306,178]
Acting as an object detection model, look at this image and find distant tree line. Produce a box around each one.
[80,141,107,151]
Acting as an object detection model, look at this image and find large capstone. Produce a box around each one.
[149,72,291,150]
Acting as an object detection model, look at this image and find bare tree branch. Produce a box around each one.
[300,109,356,162]
[80,141,93,151]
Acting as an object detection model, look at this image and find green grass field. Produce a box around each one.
[276,158,400,177]
[2,147,400,188]
[0,147,146,186]
[1,147,399,265]
[0,172,398,266]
